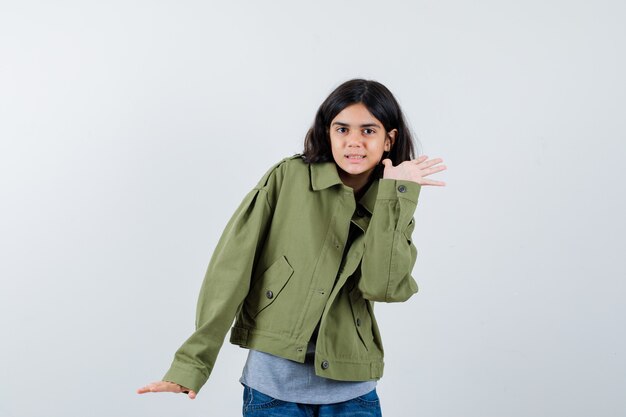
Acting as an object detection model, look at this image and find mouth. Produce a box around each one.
[345,154,366,160]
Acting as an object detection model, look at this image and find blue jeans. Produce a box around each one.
[242,383,383,416]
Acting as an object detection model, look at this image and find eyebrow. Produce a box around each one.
[331,121,382,129]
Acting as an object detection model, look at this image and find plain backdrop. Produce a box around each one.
[1,1,625,416]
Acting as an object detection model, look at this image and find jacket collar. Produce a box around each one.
[309,161,379,216]
[359,179,378,216]
[310,161,344,191]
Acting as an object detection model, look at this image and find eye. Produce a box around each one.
[363,128,376,135]
[336,127,348,134]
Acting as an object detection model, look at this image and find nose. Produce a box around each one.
[347,131,363,147]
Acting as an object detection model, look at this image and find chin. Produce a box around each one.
[343,165,374,177]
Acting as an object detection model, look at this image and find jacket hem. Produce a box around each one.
[229,326,385,381]
[314,356,384,381]
[230,325,309,362]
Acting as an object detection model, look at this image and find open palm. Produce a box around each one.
[382,155,447,186]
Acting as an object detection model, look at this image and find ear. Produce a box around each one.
[385,129,398,151]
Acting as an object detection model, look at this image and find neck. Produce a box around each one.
[337,165,380,197]
[338,171,376,199]
[354,181,372,201]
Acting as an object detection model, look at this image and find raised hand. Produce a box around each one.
[137,380,197,399]
[381,155,447,186]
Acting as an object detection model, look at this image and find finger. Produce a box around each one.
[137,386,151,394]
[137,382,160,394]
[149,383,164,393]
[418,165,447,177]
[188,390,197,399]
[417,165,448,177]
[412,155,428,163]
[138,381,185,394]
[417,157,444,168]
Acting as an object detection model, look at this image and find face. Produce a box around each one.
[329,103,396,189]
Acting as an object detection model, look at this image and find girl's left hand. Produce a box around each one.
[137,380,197,399]
[381,155,447,186]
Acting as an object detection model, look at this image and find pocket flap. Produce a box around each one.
[247,255,294,317]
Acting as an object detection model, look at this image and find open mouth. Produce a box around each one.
[345,154,366,160]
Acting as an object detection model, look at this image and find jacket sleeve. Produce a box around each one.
[358,178,421,303]
[161,163,284,393]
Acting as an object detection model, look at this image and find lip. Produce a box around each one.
[345,154,366,163]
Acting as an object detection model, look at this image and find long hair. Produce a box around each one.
[302,79,417,178]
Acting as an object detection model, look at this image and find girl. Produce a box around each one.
[138,79,447,416]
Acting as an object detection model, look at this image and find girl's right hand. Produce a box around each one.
[381,155,447,186]
[137,380,197,399]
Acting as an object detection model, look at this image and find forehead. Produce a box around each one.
[331,103,381,125]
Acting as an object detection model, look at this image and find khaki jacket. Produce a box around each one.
[163,153,421,393]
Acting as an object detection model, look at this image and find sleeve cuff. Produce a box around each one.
[162,363,209,394]
[377,179,421,204]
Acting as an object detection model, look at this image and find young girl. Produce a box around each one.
[138,79,446,416]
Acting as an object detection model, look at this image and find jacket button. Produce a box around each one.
[397,184,407,193]
[321,360,329,369]
[356,318,361,326]
[356,208,365,217]
[265,290,274,299]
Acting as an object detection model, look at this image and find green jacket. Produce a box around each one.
[163,153,421,393]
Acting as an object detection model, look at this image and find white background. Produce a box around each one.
[1,1,625,416]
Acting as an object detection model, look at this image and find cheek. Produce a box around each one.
[330,144,342,158]
[366,140,384,151]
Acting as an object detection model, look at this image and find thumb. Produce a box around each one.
[381,158,393,168]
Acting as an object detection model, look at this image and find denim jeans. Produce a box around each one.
[242,383,383,417]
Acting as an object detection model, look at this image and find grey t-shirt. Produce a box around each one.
[239,333,377,404]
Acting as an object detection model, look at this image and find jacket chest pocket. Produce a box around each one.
[245,255,294,318]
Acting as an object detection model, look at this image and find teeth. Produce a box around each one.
[347,155,365,158]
